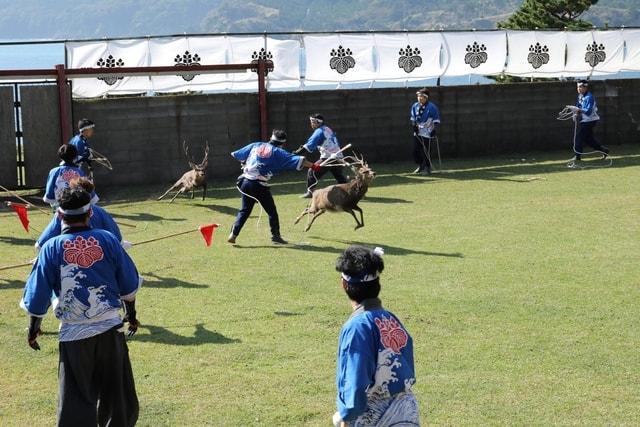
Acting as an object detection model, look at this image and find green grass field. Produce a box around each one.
[1,146,639,426]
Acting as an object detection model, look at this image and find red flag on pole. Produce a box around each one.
[10,202,30,233]
[199,224,220,247]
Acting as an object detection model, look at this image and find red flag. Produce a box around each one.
[10,202,30,233]
[199,224,219,247]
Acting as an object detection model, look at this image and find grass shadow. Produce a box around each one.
[0,279,25,290]
[0,236,36,246]
[141,272,209,289]
[361,196,413,204]
[312,237,464,258]
[193,203,238,217]
[110,212,186,222]
[133,323,240,346]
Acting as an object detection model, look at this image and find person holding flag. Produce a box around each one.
[21,185,141,426]
[229,129,320,245]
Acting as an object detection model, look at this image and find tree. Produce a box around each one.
[498,0,598,30]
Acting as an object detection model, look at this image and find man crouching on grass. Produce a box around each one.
[333,245,420,426]
[20,186,141,427]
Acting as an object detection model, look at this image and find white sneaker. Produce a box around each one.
[227,233,237,244]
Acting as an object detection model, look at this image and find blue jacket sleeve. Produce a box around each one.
[431,103,441,123]
[336,322,377,422]
[581,94,595,116]
[21,245,58,316]
[112,237,141,300]
[43,169,57,205]
[273,147,305,171]
[410,103,418,123]
[303,128,324,153]
[231,143,256,162]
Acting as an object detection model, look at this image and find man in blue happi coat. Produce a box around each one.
[21,186,141,426]
[229,129,320,245]
[293,113,348,198]
[410,88,440,175]
[333,245,420,427]
[68,118,95,176]
[43,144,98,207]
[568,80,610,168]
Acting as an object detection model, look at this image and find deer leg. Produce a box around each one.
[191,188,195,199]
[304,209,325,232]
[353,206,364,230]
[169,187,186,203]
[202,184,207,201]
[294,207,310,225]
[158,182,180,200]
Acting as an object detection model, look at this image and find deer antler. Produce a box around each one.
[198,141,209,169]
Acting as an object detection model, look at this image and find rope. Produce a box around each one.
[557,106,612,169]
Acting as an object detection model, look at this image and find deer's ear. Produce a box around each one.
[189,161,196,169]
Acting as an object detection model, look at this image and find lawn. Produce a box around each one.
[1,145,639,426]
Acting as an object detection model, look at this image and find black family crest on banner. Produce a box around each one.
[398,45,422,73]
[96,55,125,85]
[585,41,606,67]
[174,50,201,81]
[251,48,274,75]
[527,42,550,69]
[464,41,488,68]
[329,45,355,74]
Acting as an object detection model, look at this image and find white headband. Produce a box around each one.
[57,203,91,215]
[577,82,588,88]
[309,117,324,124]
[79,124,95,132]
[341,247,384,284]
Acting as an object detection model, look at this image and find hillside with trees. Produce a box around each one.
[0,0,637,40]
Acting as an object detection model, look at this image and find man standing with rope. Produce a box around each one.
[229,130,320,245]
[68,118,96,177]
[410,88,440,175]
[294,113,348,198]
[568,80,609,168]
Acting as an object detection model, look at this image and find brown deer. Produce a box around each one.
[158,141,209,202]
[294,158,375,231]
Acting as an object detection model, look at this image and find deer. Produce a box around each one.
[158,141,209,202]
[294,155,375,231]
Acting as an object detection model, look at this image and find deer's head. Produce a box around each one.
[184,140,209,174]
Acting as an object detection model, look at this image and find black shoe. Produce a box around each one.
[601,147,610,159]
[271,236,288,244]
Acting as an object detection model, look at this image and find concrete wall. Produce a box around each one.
[21,85,70,187]
[71,79,640,186]
[0,86,17,187]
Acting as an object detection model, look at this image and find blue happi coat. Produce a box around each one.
[576,92,600,122]
[43,164,99,207]
[69,134,91,164]
[410,101,441,138]
[21,227,141,342]
[336,298,419,426]
[37,205,122,249]
[232,142,304,184]
[303,125,343,159]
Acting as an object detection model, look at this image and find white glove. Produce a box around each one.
[329,152,339,160]
[332,411,342,427]
[121,240,133,250]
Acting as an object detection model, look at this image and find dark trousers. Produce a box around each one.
[575,121,606,159]
[412,135,432,170]
[58,326,138,427]
[306,165,348,191]
[232,178,280,238]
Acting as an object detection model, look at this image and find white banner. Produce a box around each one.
[148,36,230,93]
[505,31,567,76]
[442,31,507,76]
[265,38,301,90]
[67,39,150,98]
[565,31,625,76]
[374,32,444,81]
[622,29,640,72]
[303,34,376,86]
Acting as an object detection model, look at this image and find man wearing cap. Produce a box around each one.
[68,118,95,176]
[332,245,420,427]
[410,88,440,175]
[21,186,141,427]
[293,113,348,198]
[43,144,99,208]
[569,80,609,168]
[229,129,321,245]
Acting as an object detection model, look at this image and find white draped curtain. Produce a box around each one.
[442,31,507,76]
